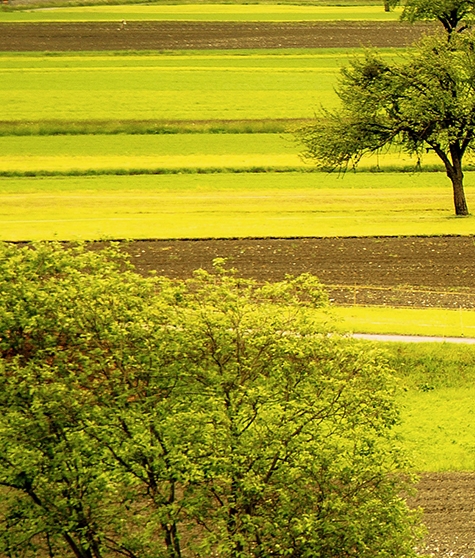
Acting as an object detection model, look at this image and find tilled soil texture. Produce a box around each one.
[408,472,475,558]
[0,20,433,51]
[122,236,475,309]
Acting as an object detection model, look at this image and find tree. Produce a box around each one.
[298,31,475,216]
[390,0,475,35]
[0,243,424,557]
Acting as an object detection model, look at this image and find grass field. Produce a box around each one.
[0,4,402,23]
[0,132,449,174]
[377,342,475,471]
[0,50,354,124]
[2,2,474,476]
[332,306,475,338]
[1,172,474,241]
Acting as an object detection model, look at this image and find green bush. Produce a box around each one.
[0,242,423,557]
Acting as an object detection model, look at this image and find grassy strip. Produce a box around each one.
[0,172,474,240]
[2,165,473,177]
[0,166,310,177]
[0,119,306,136]
[331,307,475,470]
[2,1,386,11]
[378,342,475,471]
[0,49,402,123]
[331,306,475,338]
[0,131,458,175]
[0,4,402,22]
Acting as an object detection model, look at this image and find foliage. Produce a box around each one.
[298,31,475,215]
[391,0,475,35]
[0,243,423,557]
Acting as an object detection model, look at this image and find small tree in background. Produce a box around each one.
[0,243,423,557]
[298,31,475,216]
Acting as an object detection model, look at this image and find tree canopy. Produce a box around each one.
[390,0,475,35]
[0,242,423,558]
[298,31,475,215]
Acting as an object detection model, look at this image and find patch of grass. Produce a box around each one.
[387,342,475,390]
[0,132,456,175]
[331,306,475,338]
[0,4,402,23]
[0,118,305,136]
[0,133,304,173]
[0,171,474,241]
[0,50,401,124]
[349,341,475,471]
[397,387,475,471]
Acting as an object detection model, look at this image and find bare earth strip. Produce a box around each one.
[0,20,432,51]
[121,236,475,309]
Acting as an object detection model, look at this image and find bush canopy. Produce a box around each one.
[0,242,423,558]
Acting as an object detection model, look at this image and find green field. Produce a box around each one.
[0,4,402,23]
[381,342,475,471]
[1,172,474,241]
[0,50,352,123]
[332,306,475,338]
[0,132,448,174]
[2,2,475,476]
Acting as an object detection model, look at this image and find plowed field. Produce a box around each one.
[0,20,431,51]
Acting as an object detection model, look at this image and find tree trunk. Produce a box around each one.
[383,1,390,12]
[450,172,469,216]
[435,144,470,216]
[447,148,470,216]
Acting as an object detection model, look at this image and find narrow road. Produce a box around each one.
[353,333,475,344]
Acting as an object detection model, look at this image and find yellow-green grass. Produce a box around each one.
[331,306,475,338]
[0,172,474,241]
[0,132,446,174]
[0,4,402,23]
[372,342,475,471]
[0,133,304,173]
[0,50,399,124]
[397,387,475,471]
[331,308,475,471]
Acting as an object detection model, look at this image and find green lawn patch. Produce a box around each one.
[0,133,304,173]
[377,342,475,471]
[0,171,474,241]
[0,50,400,125]
[331,306,475,338]
[0,4,402,23]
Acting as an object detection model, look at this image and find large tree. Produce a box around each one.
[298,31,475,216]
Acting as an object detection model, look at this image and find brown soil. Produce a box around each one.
[123,235,475,309]
[0,20,433,51]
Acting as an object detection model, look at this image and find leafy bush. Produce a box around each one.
[0,242,422,557]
